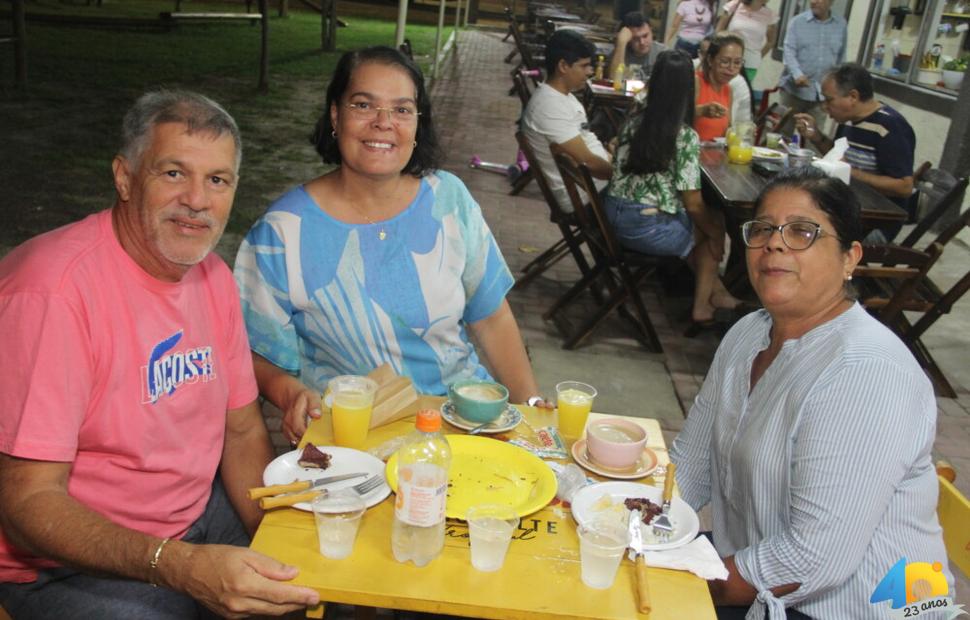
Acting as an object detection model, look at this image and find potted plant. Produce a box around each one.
[942,56,968,90]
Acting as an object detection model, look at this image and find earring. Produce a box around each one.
[846,274,853,281]
[331,130,337,138]
[413,140,417,147]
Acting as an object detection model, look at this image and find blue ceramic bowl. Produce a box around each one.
[447,380,509,424]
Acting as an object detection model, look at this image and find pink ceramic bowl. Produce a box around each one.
[585,419,648,470]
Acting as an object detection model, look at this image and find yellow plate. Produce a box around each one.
[385,434,558,519]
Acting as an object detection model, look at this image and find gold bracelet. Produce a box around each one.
[149,537,171,587]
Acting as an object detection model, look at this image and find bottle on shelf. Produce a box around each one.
[391,409,452,567]
[874,43,886,71]
[594,54,605,81]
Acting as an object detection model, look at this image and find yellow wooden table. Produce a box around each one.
[250,396,716,619]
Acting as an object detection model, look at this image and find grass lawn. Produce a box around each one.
[0,0,457,251]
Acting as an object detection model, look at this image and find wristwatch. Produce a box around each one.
[526,395,545,407]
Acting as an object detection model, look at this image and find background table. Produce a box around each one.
[250,396,716,619]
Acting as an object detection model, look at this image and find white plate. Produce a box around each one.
[262,447,391,512]
[440,401,523,434]
[570,481,700,551]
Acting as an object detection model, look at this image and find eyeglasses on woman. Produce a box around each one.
[345,102,421,124]
[741,220,840,250]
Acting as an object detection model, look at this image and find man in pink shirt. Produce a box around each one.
[0,91,319,618]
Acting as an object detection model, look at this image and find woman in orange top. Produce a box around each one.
[694,32,745,142]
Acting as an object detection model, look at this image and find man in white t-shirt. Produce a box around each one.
[522,30,612,212]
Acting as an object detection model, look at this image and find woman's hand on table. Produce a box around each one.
[526,396,555,409]
[172,543,320,618]
[698,102,727,119]
[281,386,322,445]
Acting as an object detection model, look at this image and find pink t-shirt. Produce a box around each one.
[676,0,715,43]
[721,0,778,68]
[0,209,258,582]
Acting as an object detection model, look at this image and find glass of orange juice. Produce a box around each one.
[328,375,378,449]
[728,140,754,164]
[556,381,597,438]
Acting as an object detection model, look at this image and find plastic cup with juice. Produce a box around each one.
[556,381,597,438]
[328,375,378,449]
[728,141,754,164]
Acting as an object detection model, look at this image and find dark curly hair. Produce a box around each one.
[310,46,442,177]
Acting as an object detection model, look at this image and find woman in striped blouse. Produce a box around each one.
[671,166,950,619]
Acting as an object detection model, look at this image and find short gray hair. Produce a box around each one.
[120,89,242,170]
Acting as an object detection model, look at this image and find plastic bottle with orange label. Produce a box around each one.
[391,409,452,566]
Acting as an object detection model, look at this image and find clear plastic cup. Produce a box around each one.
[466,504,519,572]
[311,490,366,559]
[556,381,597,438]
[577,521,629,589]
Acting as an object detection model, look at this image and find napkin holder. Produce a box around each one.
[366,364,419,429]
[811,159,851,184]
[811,136,851,184]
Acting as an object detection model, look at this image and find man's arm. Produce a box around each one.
[850,169,913,199]
[220,398,275,536]
[0,454,318,617]
[608,27,632,79]
[793,112,833,153]
[551,135,613,179]
[709,556,800,606]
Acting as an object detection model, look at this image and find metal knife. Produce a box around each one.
[247,472,368,500]
[628,507,651,614]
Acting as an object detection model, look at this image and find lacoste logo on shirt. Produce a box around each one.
[141,330,216,404]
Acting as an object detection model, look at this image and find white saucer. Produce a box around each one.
[440,401,523,434]
[571,438,659,480]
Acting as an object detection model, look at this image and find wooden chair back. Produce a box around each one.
[899,174,969,250]
[854,242,943,326]
[551,151,663,351]
[516,130,565,222]
[511,70,534,109]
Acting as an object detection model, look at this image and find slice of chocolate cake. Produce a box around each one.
[298,443,332,469]
[623,497,663,523]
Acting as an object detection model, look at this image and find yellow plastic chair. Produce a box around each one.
[937,462,970,579]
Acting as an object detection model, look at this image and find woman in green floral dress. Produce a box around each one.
[604,49,740,324]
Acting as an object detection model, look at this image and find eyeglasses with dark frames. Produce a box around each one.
[715,57,745,69]
[345,102,421,124]
[741,220,841,251]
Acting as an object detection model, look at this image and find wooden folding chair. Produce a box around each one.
[753,88,793,146]
[511,131,599,296]
[852,242,959,395]
[543,152,663,351]
[508,72,536,196]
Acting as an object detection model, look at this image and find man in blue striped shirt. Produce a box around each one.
[794,63,915,240]
[778,0,846,130]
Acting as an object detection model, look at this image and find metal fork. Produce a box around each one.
[651,463,676,541]
[351,476,385,496]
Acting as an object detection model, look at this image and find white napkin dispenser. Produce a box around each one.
[811,159,851,184]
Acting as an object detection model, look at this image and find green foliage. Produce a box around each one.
[0,1,457,247]
[943,56,969,72]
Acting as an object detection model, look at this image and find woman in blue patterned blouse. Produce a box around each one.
[234,47,544,442]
